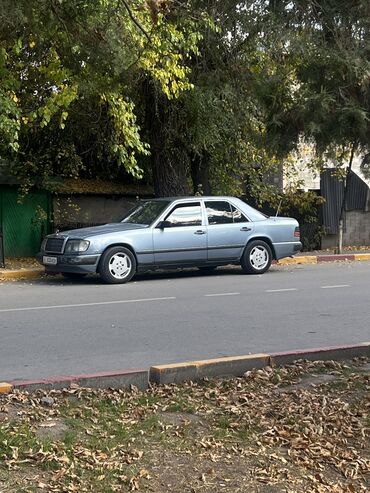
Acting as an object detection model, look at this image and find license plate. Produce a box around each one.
[43,256,58,265]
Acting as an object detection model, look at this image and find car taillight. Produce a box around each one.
[294,226,300,239]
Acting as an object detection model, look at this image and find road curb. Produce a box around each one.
[276,255,318,265]
[0,382,13,394]
[1,343,370,393]
[149,343,370,384]
[0,267,44,280]
[150,353,270,385]
[1,369,148,394]
[354,253,370,261]
[278,252,370,265]
[269,342,370,366]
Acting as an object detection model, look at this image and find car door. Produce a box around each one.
[205,200,253,261]
[152,201,207,265]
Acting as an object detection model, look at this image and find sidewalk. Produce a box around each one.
[1,248,370,281]
[0,257,44,281]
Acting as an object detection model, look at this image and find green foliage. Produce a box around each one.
[1,0,369,211]
[0,0,204,190]
[257,0,370,163]
[103,93,149,178]
[0,47,21,154]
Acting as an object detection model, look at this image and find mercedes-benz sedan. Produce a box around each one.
[37,196,302,283]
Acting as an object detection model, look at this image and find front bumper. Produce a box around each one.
[36,253,100,274]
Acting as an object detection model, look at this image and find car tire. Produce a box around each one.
[62,272,88,280]
[99,246,136,284]
[241,240,272,274]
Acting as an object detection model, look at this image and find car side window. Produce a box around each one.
[231,204,249,223]
[205,201,248,225]
[164,203,202,227]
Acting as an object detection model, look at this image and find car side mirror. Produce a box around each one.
[157,220,171,229]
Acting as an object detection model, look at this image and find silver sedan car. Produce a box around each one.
[37,196,302,283]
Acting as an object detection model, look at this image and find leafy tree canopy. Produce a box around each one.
[1,0,369,208]
[0,0,206,191]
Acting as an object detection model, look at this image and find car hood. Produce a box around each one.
[59,223,148,239]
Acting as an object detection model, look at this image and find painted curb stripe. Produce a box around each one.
[277,256,317,265]
[151,353,270,371]
[354,253,370,261]
[0,268,44,280]
[150,354,270,384]
[0,382,13,394]
[317,254,355,262]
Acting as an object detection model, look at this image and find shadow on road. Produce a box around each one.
[32,264,281,286]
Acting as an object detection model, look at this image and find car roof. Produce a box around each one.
[144,196,268,221]
[145,196,238,202]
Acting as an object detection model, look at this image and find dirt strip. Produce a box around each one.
[1,358,369,492]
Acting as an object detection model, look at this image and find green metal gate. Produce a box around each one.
[0,186,51,257]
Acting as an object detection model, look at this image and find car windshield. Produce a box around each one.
[121,200,171,226]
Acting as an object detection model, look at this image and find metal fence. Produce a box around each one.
[0,227,4,268]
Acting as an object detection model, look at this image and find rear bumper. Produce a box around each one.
[36,253,100,274]
[273,241,302,260]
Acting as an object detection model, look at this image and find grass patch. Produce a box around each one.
[166,398,196,414]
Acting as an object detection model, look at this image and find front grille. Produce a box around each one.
[45,238,65,254]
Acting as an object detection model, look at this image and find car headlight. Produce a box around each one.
[65,239,90,253]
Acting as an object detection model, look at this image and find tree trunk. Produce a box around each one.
[145,81,189,197]
[190,153,212,195]
[337,142,357,253]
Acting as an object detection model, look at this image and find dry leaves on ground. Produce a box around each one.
[0,358,369,492]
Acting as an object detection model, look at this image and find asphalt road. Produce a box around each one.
[1,261,370,381]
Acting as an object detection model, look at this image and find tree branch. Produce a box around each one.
[119,0,151,42]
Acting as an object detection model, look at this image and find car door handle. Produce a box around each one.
[240,226,252,232]
[194,230,206,235]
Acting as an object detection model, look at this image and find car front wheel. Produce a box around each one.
[241,240,272,274]
[99,246,136,284]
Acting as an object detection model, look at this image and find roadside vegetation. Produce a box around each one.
[1,1,370,206]
[1,358,369,492]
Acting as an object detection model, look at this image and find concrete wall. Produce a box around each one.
[343,210,370,246]
[322,209,370,248]
[53,195,137,225]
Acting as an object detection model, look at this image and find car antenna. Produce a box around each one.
[275,199,282,217]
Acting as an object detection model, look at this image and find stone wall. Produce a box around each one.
[52,195,137,226]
